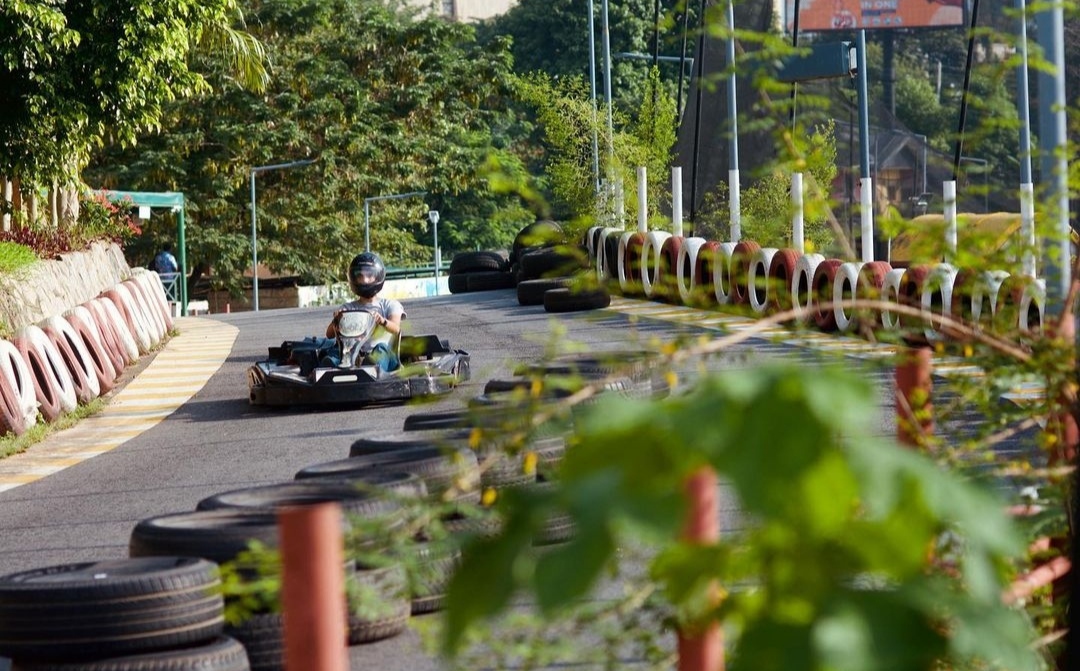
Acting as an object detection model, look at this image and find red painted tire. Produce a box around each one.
[24,325,78,413]
[65,310,118,394]
[104,285,152,354]
[86,298,134,371]
[124,279,164,345]
[854,260,891,327]
[729,240,761,306]
[693,241,722,307]
[766,249,800,312]
[79,302,126,375]
[898,265,932,329]
[656,235,684,303]
[95,297,140,362]
[950,268,980,325]
[0,339,38,435]
[811,259,843,332]
[142,271,176,331]
[617,232,647,295]
[13,333,63,423]
[43,316,101,402]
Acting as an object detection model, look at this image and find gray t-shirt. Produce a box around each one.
[338,297,405,348]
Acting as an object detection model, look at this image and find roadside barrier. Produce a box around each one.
[134,270,175,332]
[617,231,646,295]
[64,308,117,394]
[42,316,100,403]
[792,253,824,322]
[920,264,959,341]
[14,326,77,422]
[832,261,864,333]
[70,304,124,376]
[766,248,800,312]
[104,283,152,354]
[0,339,38,435]
[125,276,163,343]
[728,240,760,306]
[85,298,135,368]
[710,242,738,305]
[123,279,164,347]
[95,294,140,362]
[11,328,63,419]
[810,259,842,332]
[675,237,709,305]
[746,247,778,315]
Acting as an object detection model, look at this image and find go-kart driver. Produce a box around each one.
[324,252,405,371]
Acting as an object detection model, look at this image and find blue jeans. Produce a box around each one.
[316,339,399,372]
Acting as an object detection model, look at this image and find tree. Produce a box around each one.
[84,0,528,293]
[0,0,266,196]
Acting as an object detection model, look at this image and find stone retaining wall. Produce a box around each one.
[0,242,131,335]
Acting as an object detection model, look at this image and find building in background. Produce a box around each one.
[418,0,516,22]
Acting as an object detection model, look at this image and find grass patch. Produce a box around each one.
[0,398,106,460]
[0,241,39,274]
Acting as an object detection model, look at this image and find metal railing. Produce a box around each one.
[385,264,450,281]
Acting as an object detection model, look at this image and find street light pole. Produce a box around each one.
[250,158,316,312]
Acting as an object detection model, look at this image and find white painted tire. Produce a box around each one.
[43,316,101,400]
[617,232,644,294]
[125,279,165,345]
[711,242,738,305]
[676,237,708,305]
[93,297,139,363]
[1019,278,1046,334]
[0,339,39,431]
[747,248,778,314]
[585,225,602,257]
[17,325,77,414]
[973,270,1010,326]
[107,284,154,354]
[792,253,825,322]
[880,268,907,331]
[595,227,621,281]
[640,231,672,299]
[920,263,958,341]
[135,270,175,332]
[832,262,865,333]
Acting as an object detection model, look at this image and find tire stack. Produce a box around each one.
[446,250,513,294]
[0,557,250,670]
[0,270,173,439]
[513,223,608,312]
[128,475,421,671]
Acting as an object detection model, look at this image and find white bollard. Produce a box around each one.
[636,167,648,234]
[944,180,957,255]
[791,172,804,254]
[672,167,683,238]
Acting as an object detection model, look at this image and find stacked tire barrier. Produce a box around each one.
[585,224,1046,343]
[0,557,251,670]
[0,270,175,439]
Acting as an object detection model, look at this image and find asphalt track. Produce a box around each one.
[0,288,1028,669]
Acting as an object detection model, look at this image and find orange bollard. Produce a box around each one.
[677,466,723,671]
[896,342,933,447]
[278,502,349,671]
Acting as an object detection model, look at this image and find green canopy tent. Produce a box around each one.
[96,190,189,316]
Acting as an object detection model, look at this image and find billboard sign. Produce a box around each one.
[784,0,965,32]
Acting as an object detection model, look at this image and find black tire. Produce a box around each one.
[281,470,428,502]
[224,613,283,671]
[130,509,281,565]
[195,481,400,522]
[448,251,508,275]
[516,277,573,306]
[602,233,622,282]
[543,286,611,313]
[347,564,410,645]
[15,636,251,671]
[511,221,562,262]
[447,273,470,294]
[402,409,478,432]
[464,271,515,292]
[402,543,460,615]
[348,429,468,456]
[517,247,588,281]
[0,558,223,662]
[515,349,659,382]
[297,448,481,504]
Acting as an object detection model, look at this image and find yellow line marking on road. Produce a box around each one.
[0,316,237,492]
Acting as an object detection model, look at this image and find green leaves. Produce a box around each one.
[443,363,1040,671]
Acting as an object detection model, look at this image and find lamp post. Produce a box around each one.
[250,158,316,311]
[428,210,441,294]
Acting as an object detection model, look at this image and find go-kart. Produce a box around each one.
[247,310,470,407]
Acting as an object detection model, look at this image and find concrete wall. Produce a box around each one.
[0,242,131,335]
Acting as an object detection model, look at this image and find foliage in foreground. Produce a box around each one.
[443,364,1041,671]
